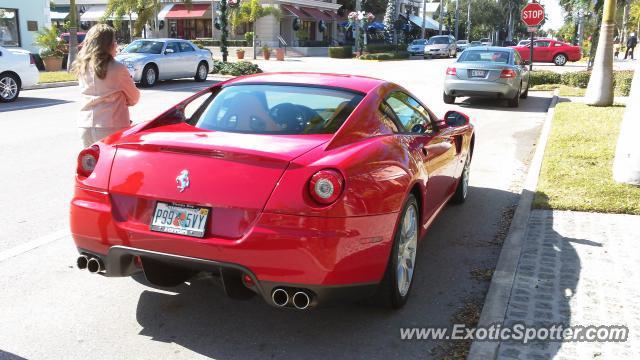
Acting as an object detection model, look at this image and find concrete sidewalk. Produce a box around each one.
[495,209,640,359]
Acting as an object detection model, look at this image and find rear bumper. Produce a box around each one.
[444,78,518,98]
[70,186,397,288]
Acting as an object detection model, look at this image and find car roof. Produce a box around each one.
[224,72,386,94]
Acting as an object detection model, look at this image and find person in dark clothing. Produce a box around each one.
[625,33,637,60]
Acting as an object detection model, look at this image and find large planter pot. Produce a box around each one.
[236,50,245,60]
[42,56,63,71]
[262,50,271,60]
[275,48,285,61]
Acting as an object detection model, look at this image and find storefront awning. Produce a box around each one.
[322,10,340,21]
[80,5,138,21]
[157,4,174,20]
[165,4,210,19]
[406,14,440,31]
[50,11,69,20]
[300,7,331,22]
[281,4,312,20]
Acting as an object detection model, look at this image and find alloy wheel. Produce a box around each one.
[554,54,567,66]
[0,76,18,101]
[396,203,418,297]
[146,68,156,85]
[198,64,207,79]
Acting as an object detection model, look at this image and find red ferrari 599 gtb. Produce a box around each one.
[71,73,475,309]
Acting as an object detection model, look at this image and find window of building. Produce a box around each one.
[0,8,20,47]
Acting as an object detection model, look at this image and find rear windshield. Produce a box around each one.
[411,39,427,45]
[193,85,364,134]
[458,50,511,63]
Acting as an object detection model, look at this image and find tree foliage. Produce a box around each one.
[103,0,191,38]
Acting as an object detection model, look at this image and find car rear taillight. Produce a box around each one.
[77,145,100,178]
[309,169,344,205]
[29,54,35,65]
[446,67,457,76]
[500,69,517,78]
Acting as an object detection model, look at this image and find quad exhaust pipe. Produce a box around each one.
[77,255,104,274]
[271,288,314,309]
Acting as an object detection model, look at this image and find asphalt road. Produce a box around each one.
[0,57,550,359]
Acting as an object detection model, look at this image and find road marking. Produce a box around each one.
[0,229,70,262]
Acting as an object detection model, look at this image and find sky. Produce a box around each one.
[540,0,566,31]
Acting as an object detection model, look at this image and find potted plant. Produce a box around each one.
[262,45,271,60]
[34,27,64,71]
[236,48,245,60]
[275,47,285,61]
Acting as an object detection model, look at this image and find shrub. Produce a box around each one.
[211,60,262,76]
[613,70,634,96]
[328,46,353,58]
[365,44,398,53]
[359,51,410,60]
[529,71,561,86]
[244,32,254,44]
[194,38,248,47]
[561,70,591,88]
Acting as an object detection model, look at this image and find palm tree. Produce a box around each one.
[584,0,616,106]
[232,0,281,59]
[104,0,191,40]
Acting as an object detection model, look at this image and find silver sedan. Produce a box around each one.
[443,47,530,107]
[115,39,214,87]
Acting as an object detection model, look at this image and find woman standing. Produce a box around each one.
[72,24,140,147]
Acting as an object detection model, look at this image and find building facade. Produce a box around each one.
[0,0,51,53]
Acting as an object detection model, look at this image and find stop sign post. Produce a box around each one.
[522,2,545,70]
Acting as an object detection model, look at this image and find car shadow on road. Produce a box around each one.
[130,185,545,359]
[455,93,551,113]
[0,98,71,113]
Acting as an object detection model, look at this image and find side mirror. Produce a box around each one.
[444,111,469,127]
[522,59,531,65]
[164,48,174,54]
[410,123,426,134]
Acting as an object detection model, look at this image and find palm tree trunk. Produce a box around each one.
[585,0,616,106]
[252,21,257,60]
[612,61,640,185]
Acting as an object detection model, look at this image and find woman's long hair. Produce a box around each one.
[72,24,116,80]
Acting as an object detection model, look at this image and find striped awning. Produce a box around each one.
[165,4,210,19]
[300,7,331,22]
[281,4,312,20]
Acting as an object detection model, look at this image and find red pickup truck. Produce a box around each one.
[512,39,581,66]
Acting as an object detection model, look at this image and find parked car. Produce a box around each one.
[115,38,213,87]
[59,32,87,52]
[443,47,530,107]
[512,39,581,66]
[424,35,457,58]
[456,40,470,52]
[407,39,427,55]
[70,72,475,309]
[479,38,492,46]
[0,46,39,102]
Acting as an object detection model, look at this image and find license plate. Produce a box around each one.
[150,202,209,238]
[470,70,487,78]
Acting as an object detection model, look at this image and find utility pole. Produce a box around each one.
[421,0,427,39]
[355,0,361,54]
[220,0,228,62]
[154,0,159,38]
[212,0,215,41]
[454,0,459,40]
[466,0,470,41]
[439,0,443,35]
[68,0,78,71]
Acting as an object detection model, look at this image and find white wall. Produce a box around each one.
[1,0,51,53]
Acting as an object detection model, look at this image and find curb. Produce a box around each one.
[467,90,559,360]
[24,81,78,90]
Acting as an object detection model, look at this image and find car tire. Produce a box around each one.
[553,53,567,66]
[520,81,529,99]
[450,153,471,204]
[443,92,455,104]
[375,194,419,309]
[0,72,20,103]
[508,85,521,107]
[194,61,208,82]
[140,64,157,87]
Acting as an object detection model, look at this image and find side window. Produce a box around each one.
[554,42,563,47]
[514,51,522,65]
[377,102,400,133]
[166,42,180,53]
[179,42,195,52]
[385,92,435,135]
[534,41,550,48]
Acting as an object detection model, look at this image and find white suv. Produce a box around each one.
[0,46,39,102]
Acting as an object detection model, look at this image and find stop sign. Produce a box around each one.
[521,3,545,27]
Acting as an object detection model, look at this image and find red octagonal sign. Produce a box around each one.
[521,3,545,27]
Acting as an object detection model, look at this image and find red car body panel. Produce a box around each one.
[512,39,581,63]
[70,72,474,305]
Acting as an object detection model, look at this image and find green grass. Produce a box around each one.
[39,71,77,83]
[534,102,640,215]
[530,84,586,97]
